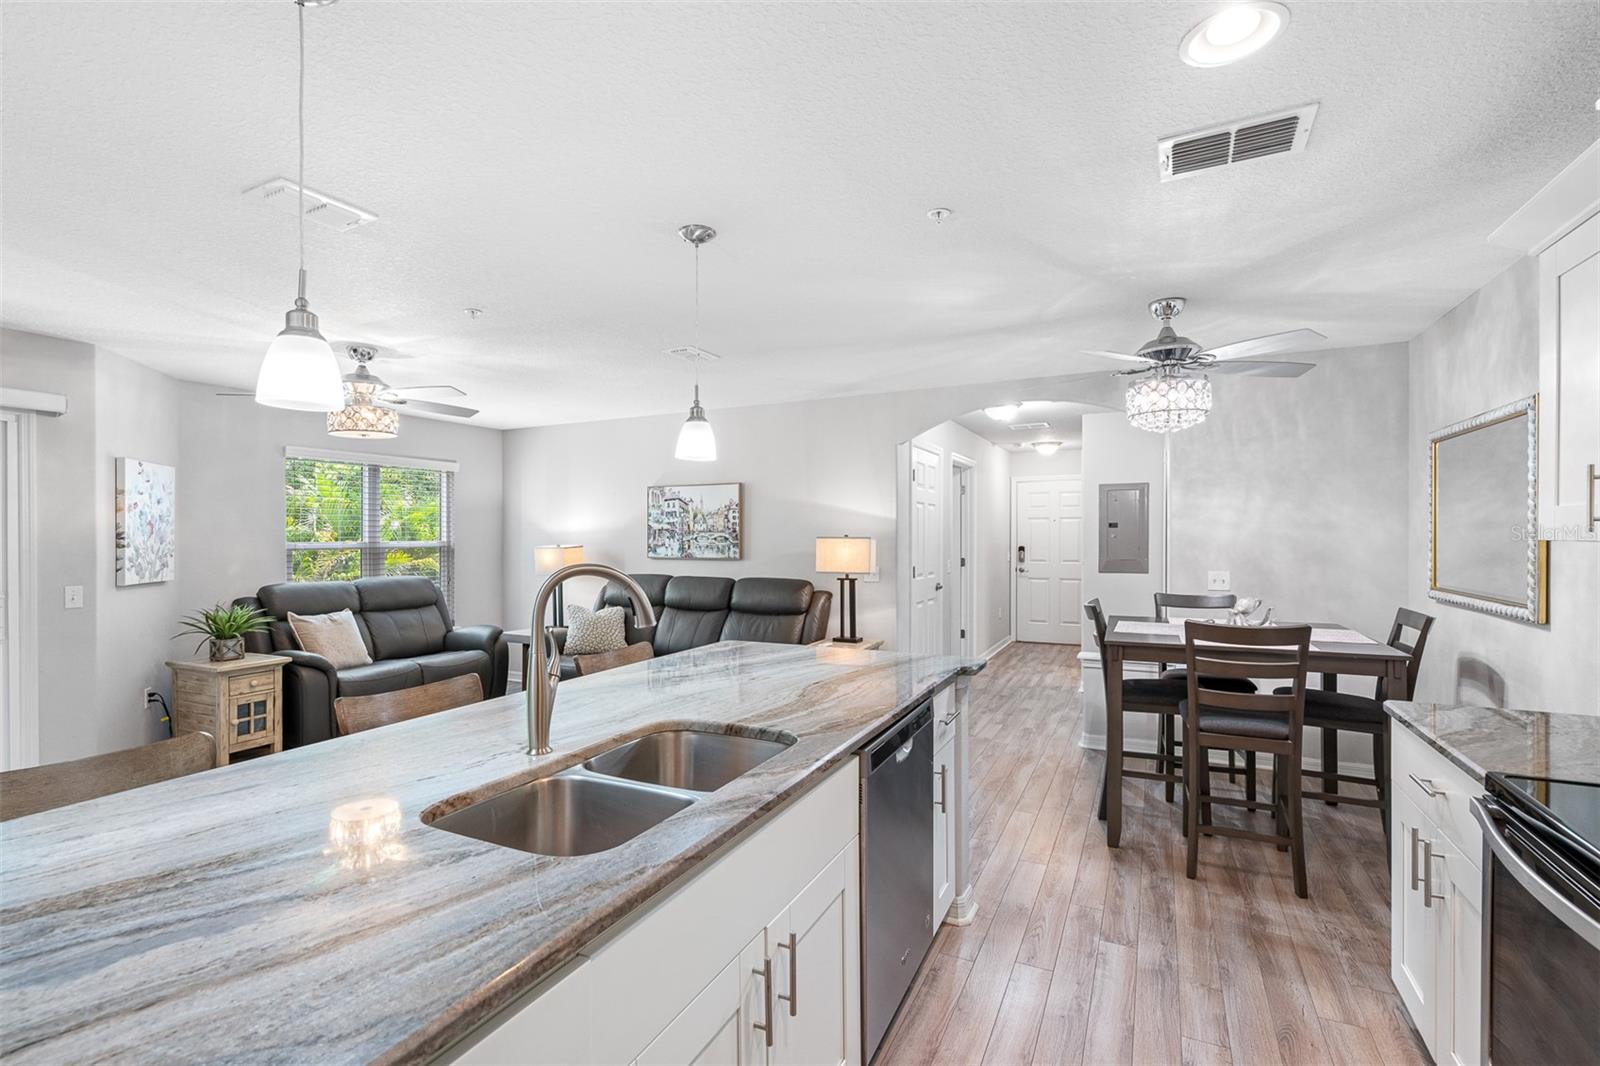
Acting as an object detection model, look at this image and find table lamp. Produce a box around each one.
[815,536,873,644]
[534,544,585,626]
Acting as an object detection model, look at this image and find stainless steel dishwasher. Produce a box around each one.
[860,699,935,1063]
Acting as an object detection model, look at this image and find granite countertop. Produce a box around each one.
[0,642,980,1065]
[1384,699,1600,784]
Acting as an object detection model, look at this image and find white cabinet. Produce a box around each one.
[771,845,860,1066]
[637,932,770,1066]
[1539,211,1600,539]
[1389,728,1484,1066]
[933,728,957,926]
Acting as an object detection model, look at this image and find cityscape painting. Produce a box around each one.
[647,482,742,560]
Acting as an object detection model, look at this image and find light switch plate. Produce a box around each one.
[1207,571,1230,592]
[64,585,84,609]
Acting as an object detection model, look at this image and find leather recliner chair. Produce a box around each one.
[552,574,832,679]
[235,576,507,748]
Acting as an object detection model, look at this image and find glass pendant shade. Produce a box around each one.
[327,379,399,438]
[675,399,717,462]
[1126,371,1212,433]
[257,317,345,412]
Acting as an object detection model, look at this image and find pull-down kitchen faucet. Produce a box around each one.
[527,564,659,755]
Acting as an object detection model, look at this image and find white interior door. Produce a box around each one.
[909,445,943,658]
[947,462,974,656]
[1013,477,1082,645]
[0,413,10,771]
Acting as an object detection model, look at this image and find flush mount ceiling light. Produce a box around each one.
[984,403,1023,422]
[1180,2,1289,68]
[1126,367,1213,433]
[673,224,719,463]
[1030,440,1065,456]
[255,0,345,412]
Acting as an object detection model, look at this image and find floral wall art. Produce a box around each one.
[115,457,176,586]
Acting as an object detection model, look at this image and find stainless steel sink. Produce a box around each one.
[428,772,693,856]
[583,729,792,793]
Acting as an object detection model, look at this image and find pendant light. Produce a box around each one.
[674,224,718,462]
[255,0,345,412]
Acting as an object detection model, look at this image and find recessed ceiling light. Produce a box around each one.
[984,403,1022,421]
[1180,2,1289,68]
[1031,440,1064,456]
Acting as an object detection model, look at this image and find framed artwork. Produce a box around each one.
[647,482,742,560]
[115,457,176,586]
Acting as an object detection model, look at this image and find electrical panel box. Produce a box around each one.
[1099,483,1149,574]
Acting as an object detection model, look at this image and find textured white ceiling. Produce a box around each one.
[953,401,1099,449]
[3,2,1597,430]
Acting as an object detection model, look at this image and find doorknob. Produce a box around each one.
[1017,567,1027,574]
[934,582,944,591]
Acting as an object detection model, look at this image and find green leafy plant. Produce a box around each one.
[173,603,273,654]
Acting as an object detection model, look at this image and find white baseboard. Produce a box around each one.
[980,636,1014,661]
[945,886,978,926]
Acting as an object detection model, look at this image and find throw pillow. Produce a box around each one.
[563,604,628,656]
[288,609,373,669]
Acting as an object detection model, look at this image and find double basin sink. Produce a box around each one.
[427,729,793,857]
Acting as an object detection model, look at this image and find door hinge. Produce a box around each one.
[960,556,967,567]
[960,628,967,639]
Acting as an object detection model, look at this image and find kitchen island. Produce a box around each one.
[0,641,980,1065]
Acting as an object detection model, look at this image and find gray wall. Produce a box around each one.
[1408,258,1600,714]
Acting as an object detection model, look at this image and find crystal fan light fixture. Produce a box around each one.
[327,376,400,438]
[1126,368,1212,433]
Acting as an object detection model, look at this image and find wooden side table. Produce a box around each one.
[165,653,291,766]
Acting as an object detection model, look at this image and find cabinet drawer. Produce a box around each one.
[1392,725,1481,865]
[933,685,958,750]
[228,671,276,696]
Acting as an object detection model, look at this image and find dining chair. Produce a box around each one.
[1279,607,1435,847]
[1154,592,1257,804]
[1181,620,1313,898]
[334,674,483,735]
[1084,599,1187,820]
[0,731,217,822]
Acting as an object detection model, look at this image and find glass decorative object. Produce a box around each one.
[328,378,400,439]
[1126,370,1212,433]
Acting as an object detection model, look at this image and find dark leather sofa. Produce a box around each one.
[235,576,507,748]
[552,574,832,679]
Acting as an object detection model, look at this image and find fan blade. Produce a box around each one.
[1081,348,1152,364]
[1202,328,1326,361]
[1205,359,1317,378]
[1054,371,1133,411]
[387,384,467,397]
[388,397,479,418]
[215,391,253,397]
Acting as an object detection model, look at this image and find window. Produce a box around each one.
[284,449,455,606]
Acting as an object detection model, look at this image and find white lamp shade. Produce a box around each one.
[534,544,585,570]
[675,415,717,462]
[816,536,873,574]
[256,330,345,412]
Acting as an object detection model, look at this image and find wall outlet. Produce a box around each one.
[1207,571,1231,592]
[143,687,159,706]
[64,585,84,609]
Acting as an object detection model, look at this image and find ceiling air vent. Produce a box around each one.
[1158,103,1318,181]
[1010,421,1052,432]
[243,177,377,230]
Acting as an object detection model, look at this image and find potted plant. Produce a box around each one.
[174,603,272,662]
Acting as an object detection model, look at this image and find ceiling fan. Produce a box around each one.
[1064,297,1324,432]
[220,345,478,438]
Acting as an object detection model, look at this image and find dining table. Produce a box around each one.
[1098,615,1414,847]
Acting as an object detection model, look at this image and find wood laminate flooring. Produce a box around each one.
[878,642,1429,1066]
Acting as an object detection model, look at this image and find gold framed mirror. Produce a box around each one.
[1428,395,1548,623]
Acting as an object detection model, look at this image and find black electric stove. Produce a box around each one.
[1477,772,1600,1064]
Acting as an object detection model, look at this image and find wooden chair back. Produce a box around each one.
[1385,608,1436,699]
[1154,591,1236,620]
[0,731,217,822]
[1082,598,1109,652]
[335,674,483,736]
[1182,622,1311,734]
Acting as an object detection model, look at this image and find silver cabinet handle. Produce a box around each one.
[1421,839,1445,907]
[935,766,948,813]
[1588,462,1597,532]
[1408,773,1443,798]
[775,932,797,1017]
[752,956,774,1047]
[1409,826,1423,891]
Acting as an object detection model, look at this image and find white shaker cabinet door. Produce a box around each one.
[772,843,861,1066]
[636,932,770,1066]
[1391,789,1439,1053]
[1539,211,1600,539]
[933,733,956,926]
[1429,830,1485,1066]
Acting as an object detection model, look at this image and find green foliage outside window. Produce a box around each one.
[284,457,451,596]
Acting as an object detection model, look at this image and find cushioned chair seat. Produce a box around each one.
[1161,667,1258,694]
[336,659,423,697]
[1178,698,1292,741]
[1273,686,1385,724]
[412,649,490,686]
[1124,677,1190,701]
